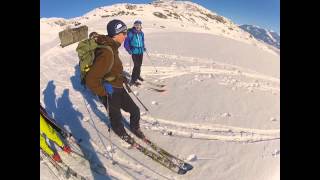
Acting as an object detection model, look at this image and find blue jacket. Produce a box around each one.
[124,28,145,55]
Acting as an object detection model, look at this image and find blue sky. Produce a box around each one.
[40,0,280,34]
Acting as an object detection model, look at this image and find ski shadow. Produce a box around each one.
[42,81,111,180]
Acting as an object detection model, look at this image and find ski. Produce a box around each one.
[141,137,193,172]
[122,72,165,88]
[69,130,187,175]
[127,82,166,92]
[128,129,193,172]
[40,105,72,139]
[130,140,188,175]
[41,105,87,150]
[41,105,110,178]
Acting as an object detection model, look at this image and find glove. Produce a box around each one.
[52,153,62,162]
[62,145,71,154]
[104,83,113,95]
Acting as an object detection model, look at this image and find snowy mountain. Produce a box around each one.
[40,1,279,180]
[41,0,279,55]
[239,24,280,49]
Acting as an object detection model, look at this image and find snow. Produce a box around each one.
[83,116,90,122]
[106,145,116,153]
[186,154,197,162]
[133,91,139,96]
[270,117,277,122]
[221,112,231,118]
[151,101,159,105]
[272,149,280,157]
[41,1,279,180]
[140,111,147,116]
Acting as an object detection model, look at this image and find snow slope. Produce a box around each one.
[40,1,279,180]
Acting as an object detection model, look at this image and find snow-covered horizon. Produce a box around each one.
[40,1,279,180]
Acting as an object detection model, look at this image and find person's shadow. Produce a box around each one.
[42,81,111,180]
[42,80,57,118]
[70,65,111,127]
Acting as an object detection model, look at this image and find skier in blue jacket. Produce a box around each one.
[124,20,146,86]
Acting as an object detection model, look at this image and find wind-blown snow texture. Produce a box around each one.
[40,1,279,180]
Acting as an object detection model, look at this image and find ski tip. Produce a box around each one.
[182,163,194,171]
[177,168,187,175]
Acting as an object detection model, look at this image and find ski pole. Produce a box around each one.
[123,81,161,130]
[145,50,158,73]
[103,95,115,164]
[124,82,149,112]
[129,56,132,75]
[80,87,113,162]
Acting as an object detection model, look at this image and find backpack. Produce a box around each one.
[76,36,113,85]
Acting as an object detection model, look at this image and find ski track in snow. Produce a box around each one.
[122,113,280,143]
[128,53,279,95]
[78,108,279,180]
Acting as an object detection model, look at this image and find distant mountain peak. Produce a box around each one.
[239,24,280,49]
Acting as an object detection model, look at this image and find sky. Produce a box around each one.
[40,0,280,34]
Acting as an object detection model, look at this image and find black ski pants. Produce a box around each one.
[131,54,143,83]
[100,87,140,138]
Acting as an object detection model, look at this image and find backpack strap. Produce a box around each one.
[128,28,135,44]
